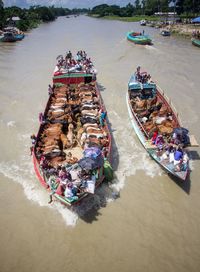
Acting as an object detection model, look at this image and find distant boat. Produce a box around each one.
[140,20,146,26]
[126,68,198,181]
[191,38,200,48]
[0,32,25,42]
[127,31,152,45]
[160,29,171,36]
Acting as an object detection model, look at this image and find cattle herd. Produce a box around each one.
[35,82,109,169]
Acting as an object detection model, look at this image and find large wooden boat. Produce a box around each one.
[32,51,112,207]
[126,68,197,181]
[127,31,152,45]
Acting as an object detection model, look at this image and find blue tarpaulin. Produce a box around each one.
[192,17,200,23]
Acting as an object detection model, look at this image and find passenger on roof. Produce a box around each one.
[136,66,141,81]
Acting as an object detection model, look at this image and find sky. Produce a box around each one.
[3,0,136,9]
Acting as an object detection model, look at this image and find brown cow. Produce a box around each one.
[60,133,71,149]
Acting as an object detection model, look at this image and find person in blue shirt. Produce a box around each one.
[174,146,183,171]
[99,110,107,127]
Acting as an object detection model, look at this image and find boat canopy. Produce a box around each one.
[128,73,156,94]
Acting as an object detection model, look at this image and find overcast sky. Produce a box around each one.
[4,0,136,9]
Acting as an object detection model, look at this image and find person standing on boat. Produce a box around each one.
[48,84,53,95]
[30,134,37,155]
[136,66,141,81]
[142,30,145,35]
[99,109,107,127]
[39,112,44,123]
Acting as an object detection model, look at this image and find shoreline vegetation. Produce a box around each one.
[0,3,87,32]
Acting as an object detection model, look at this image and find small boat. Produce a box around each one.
[191,38,200,48]
[0,32,18,42]
[140,20,146,26]
[127,31,152,45]
[32,51,112,207]
[0,27,25,42]
[126,67,198,181]
[160,29,171,36]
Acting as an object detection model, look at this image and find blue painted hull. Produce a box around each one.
[127,32,152,45]
[0,33,25,42]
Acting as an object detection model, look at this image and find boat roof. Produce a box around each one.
[128,73,156,91]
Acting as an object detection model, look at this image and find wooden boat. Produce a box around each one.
[126,68,198,181]
[160,29,171,36]
[32,51,112,207]
[191,38,200,48]
[0,29,25,42]
[127,31,152,45]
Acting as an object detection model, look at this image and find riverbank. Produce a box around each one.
[89,14,159,22]
[89,14,200,38]
[168,23,200,38]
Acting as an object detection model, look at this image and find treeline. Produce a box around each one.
[89,1,200,17]
[0,1,88,31]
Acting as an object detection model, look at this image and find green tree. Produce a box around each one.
[0,0,4,28]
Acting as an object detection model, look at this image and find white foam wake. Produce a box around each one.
[108,110,162,193]
[0,112,162,227]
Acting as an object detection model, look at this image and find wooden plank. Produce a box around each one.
[189,135,199,147]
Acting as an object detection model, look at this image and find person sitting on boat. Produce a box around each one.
[141,73,148,84]
[180,151,189,171]
[173,146,183,171]
[75,61,82,71]
[155,135,165,150]
[65,152,78,164]
[151,131,158,144]
[147,74,152,83]
[30,134,37,145]
[66,50,72,60]
[63,181,79,199]
[58,166,72,181]
[39,156,49,174]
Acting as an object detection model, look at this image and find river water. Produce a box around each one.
[0,15,200,272]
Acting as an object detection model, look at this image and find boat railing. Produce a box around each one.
[156,84,182,124]
[96,82,112,163]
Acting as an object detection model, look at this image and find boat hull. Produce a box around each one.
[191,38,200,48]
